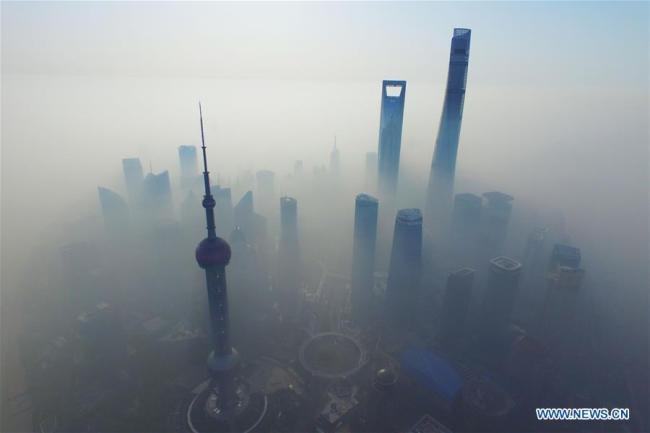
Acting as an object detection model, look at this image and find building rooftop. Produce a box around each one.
[450,267,476,279]
[490,256,522,272]
[482,191,514,203]
[397,208,423,225]
[551,243,582,267]
[454,193,482,206]
[356,193,378,206]
[281,196,297,207]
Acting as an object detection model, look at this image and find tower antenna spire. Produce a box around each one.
[198,102,216,239]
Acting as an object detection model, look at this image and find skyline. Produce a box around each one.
[2,3,647,313]
[1,3,649,432]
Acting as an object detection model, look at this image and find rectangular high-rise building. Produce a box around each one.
[540,265,585,348]
[351,194,379,324]
[451,193,482,235]
[479,256,522,344]
[142,171,173,218]
[480,191,513,247]
[386,208,422,324]
[377,80,406,195]
[427,28,471,221]
[234,191,267,248]
[122,158,143,203]
[178,145,198,189]
[213,186,233,238]
[97,187,129,235]
[439,267,475,348]
[278,196,300,317]
[279,196,299,257]
[548,243,581,271]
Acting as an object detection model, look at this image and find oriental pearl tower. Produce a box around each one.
[185,104,267,433]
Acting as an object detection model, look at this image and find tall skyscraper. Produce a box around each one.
[142,170,173,218]
[189,104,266,432]
[479,256,522,344]
[386,208,423,324]
[451,193,482,236]
[234,190,267,248]
[278,196,300,317]
[439,267,475,348]
[427,28,472,221]
[279,196,300,262]
[329,138,340,176]
[178,145,199,188]
[480,191,514,247]
[540,265,585,347]
[351,193,379,324]
[377,80,406,195]
[122,158,143,204]
[294,160,304,176]
[539,243,583,346]
[548,243,581,270]
[213,186,233,238]
[97,187,129,234]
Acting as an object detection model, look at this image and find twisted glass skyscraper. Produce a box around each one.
[427,28,471,221]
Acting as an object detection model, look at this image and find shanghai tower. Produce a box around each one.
[426,28,471,221]
[377,80,406,196]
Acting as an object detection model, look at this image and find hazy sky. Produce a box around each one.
[2,2,648,292]
[2,1,648,85]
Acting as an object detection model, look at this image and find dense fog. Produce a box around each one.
[1,2,648,433]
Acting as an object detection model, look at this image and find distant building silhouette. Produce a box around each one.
[294,160,304,176]
[142,170,173,219]
[178,145,199,189]
[480,191,514,247]
[541,245,584,347]
[234,190,267,248]
[351,193,379,324]
[451,193,482,233]
[278,197,301,317]
[439,267,475,348]
[479,256,522,345]
[330,141,340,176]
[548,243,581,270]
[377,80,406,195]
[213,185,233,237]
[122,158,143,204]
[386,208,422,324]
[523,227,547,268]
[97,187,129,234]
[427,28,471,221]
